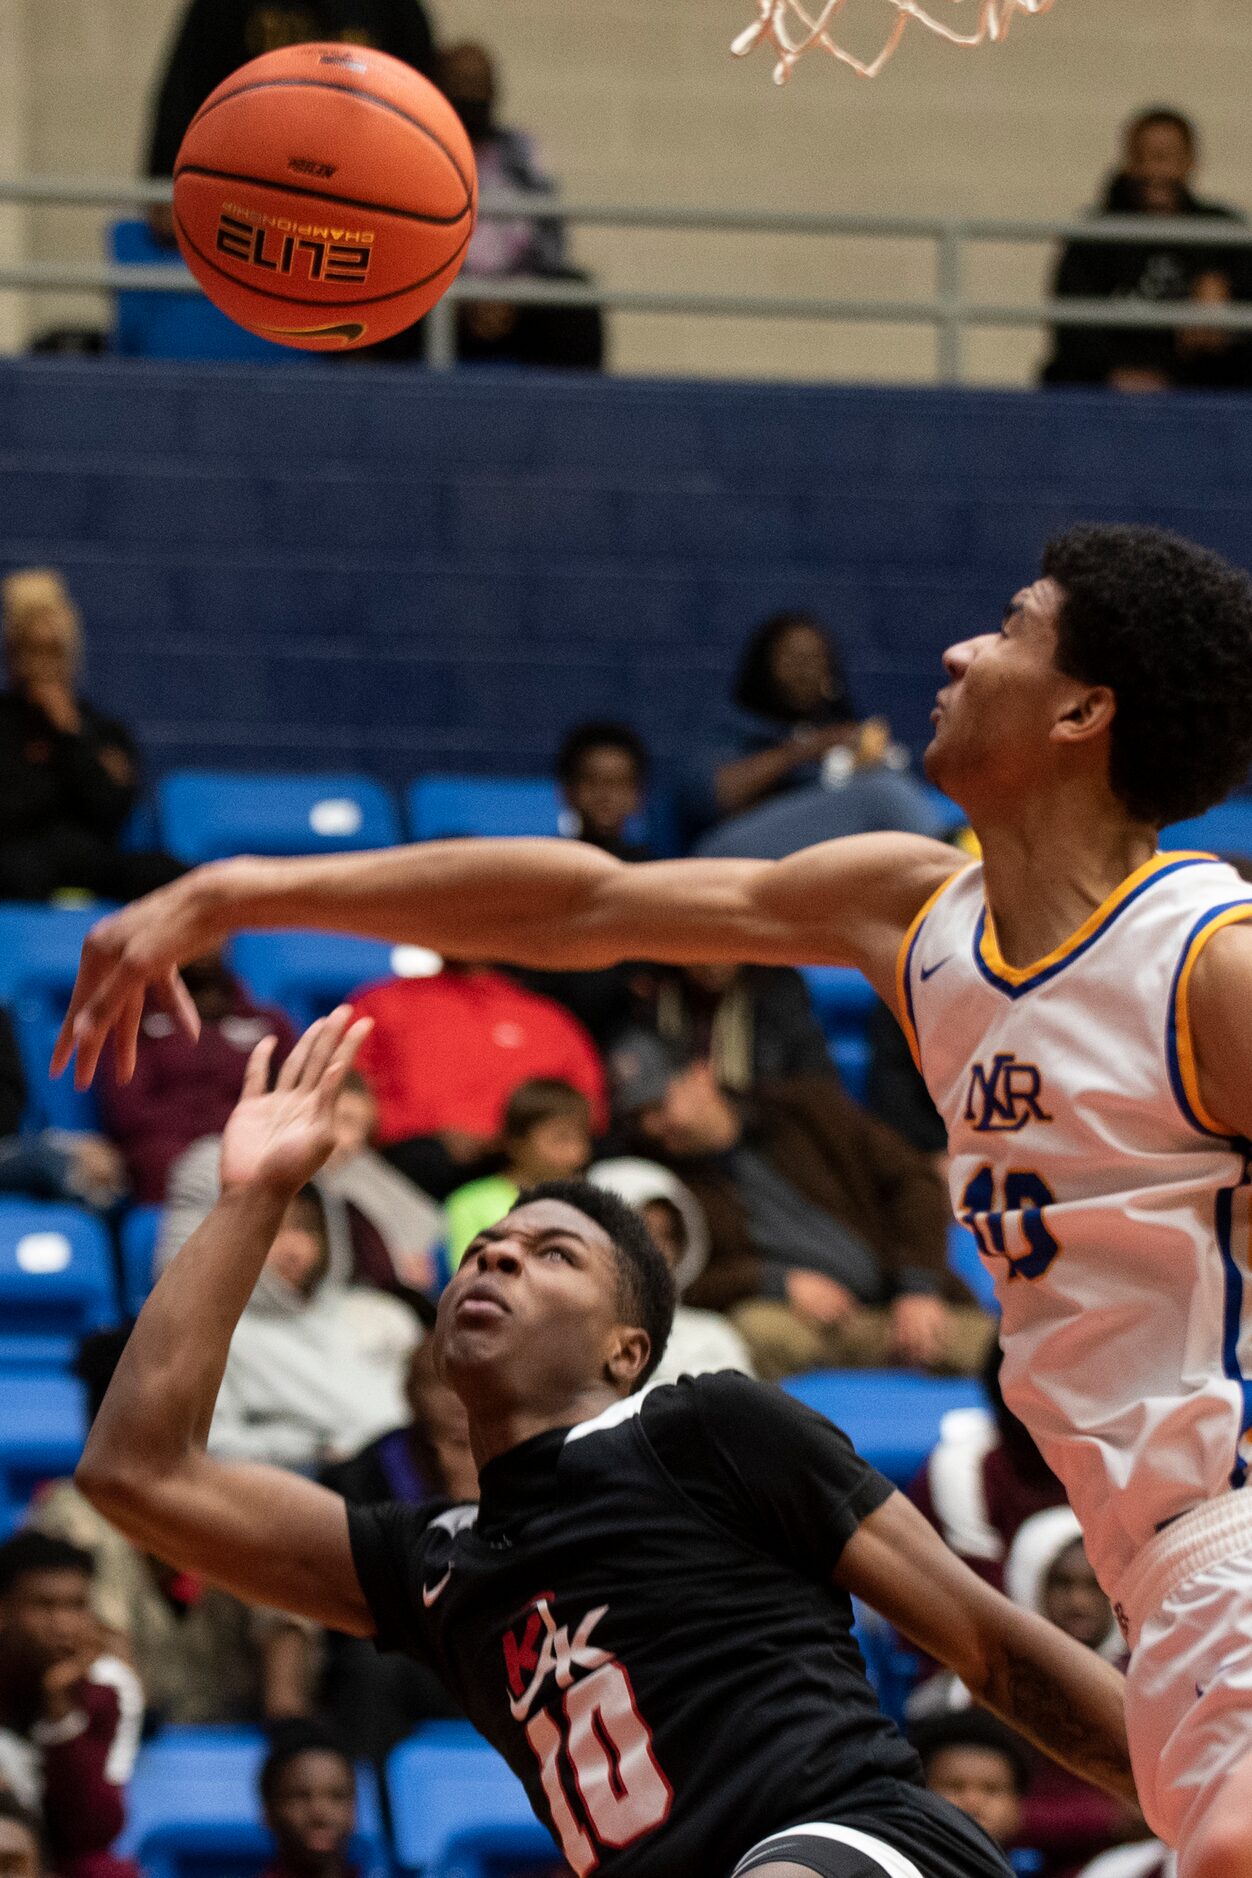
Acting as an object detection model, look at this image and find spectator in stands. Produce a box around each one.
[319,1342,474,1760]
[911,1710,1029,1854]
[686,610,943,857]
[145,0,438,185]
[445,1079,593,1266]
[556,722,652,861]
[0,1793,45,1878]
[866,998,949,1162]
[1043,106,1252,391]
[908,1339,1066,1594]
[607,1030,991,1378]
[587,1158,755,1386]
[207,1186,416,1470]
[0,570,181,905]
[439,41,604,371]
[32,1328,319,1726]
[632,962,835,1091]
[0,1532,143,1878]
[258,1721,357,1878]
[0,1005,127,1212]
[158,1071,445,1301]
[352,961,607,1200]
[99,948,297,1202]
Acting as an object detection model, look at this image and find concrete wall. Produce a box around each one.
[14,0,1252,381]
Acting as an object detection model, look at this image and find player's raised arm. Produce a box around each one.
[836,1490,1136,1805]
[54,831,962,1084]
[74,1007,377,1637]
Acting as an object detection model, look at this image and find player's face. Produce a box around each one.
[925,577,1095,814]
[435,1199,649,1409]
[265,1750,356,1861]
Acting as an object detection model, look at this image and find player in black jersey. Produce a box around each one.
[77,1009,1133,1878]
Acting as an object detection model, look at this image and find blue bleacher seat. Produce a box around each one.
[783,1370,986,1487]
[0,1201,118,1367]
[120,1204,163,1318]
[0,1369,87,1514]
[228,931,439,1029]
[799,965,878,1102]
[408,776,566,843]
[388,1725,558,1878]
[117,1728,389,1878]
[158,770,402,867]
[0,905,107,1132]
[109,220,302,363]
[1161,800,1252,860]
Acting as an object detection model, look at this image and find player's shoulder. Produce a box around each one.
[639,1370,833,1447]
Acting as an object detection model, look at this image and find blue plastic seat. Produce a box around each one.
[799,965,878,1102]
[0,1202,118,1367]
[783,1370,986,1487]
[408,775,566,843]
[228,931,440,1030]
[0,1369,87,1514]
[117,1728,389,1878]
[1161,800,1252,861]
[388,1724,558,1877]
[109,220,301,363]
[120,1205,163,1317]
[0,905,108,1131]
[158,771,402,867]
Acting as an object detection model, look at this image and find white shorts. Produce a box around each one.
[1119,1490,1252,1851]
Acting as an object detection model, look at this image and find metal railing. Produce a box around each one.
[6,175,1252,379]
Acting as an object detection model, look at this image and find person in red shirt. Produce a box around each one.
[351,963,607,1200]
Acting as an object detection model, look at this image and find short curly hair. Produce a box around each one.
[1042,524,1252,827]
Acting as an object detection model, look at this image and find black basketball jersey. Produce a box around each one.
[347,1373,1011,1878]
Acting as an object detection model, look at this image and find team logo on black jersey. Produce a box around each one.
[965,1053,1052,1133]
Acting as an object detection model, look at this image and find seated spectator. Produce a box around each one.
[912,1710,1029,1855]
[508,722,653,1046]
[445,1079,593,1266]
[439,41,604,371]
[686,610,944,858]
[587,1158,755,1387]
[99,949,297,1202]
[158,1072,445,1301]
[0,570,181,904]
[633,962,835,1090]
[352,961,607,1200]
[0,1533,143,1878]
[145,0,437,182]
[258,1722,357,1878]
[319,1343,475,1761]
[0,1793,45,1878]
[607,1030,991,1378]
[32,1329,318,1727]
[908,1339,1066,1594]
[0,1007,127,1212]
[866,997,949,1162]
[1043,107,1252,391]
[207,1187,416,1470]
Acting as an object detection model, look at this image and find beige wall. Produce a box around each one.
[14,0,1252,380]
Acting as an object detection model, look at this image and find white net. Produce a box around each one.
[731,0,1056,83]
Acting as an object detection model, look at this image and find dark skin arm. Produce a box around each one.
[713,724,858,816]
[836,1490,1135,1804]
[74,1009,376,1636]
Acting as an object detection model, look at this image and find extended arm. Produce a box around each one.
[1183,921,1252,1140]
[75,1010,377,1636]
[55,831,962,1083]
[836,1490,1135,1803]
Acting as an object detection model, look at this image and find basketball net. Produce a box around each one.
[732,0,1056,82]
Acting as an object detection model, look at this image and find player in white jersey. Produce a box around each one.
[55,524,1252,1877]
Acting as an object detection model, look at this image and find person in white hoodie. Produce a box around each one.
[208,1185,415,1472]
[587,1157,755,1389]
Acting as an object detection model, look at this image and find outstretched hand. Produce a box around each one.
[220,1006,372,1196]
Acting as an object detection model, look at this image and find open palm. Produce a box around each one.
[221,1007,372,1194]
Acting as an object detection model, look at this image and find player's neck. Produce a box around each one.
[466,1382,628,1470]
[976,785,1157,971]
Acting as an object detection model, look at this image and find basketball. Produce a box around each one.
[171,43,477,352]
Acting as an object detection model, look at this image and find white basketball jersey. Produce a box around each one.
[900,852,1252,1606]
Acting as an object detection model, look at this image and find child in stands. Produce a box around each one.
[445,1079,593,1266]
[259,1724,358,1878]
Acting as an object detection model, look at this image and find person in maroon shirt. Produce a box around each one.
[99,949,296,1202]
[0,1533,142,1878]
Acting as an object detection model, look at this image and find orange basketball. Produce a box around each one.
[172,43,477,351]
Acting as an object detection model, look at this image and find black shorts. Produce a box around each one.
[733,1823,926,1877]
[730,1788,1012,1878]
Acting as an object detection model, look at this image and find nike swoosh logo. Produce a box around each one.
[919,956,952,982]
[255,320,366,344]
[422,1567,453,1608]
